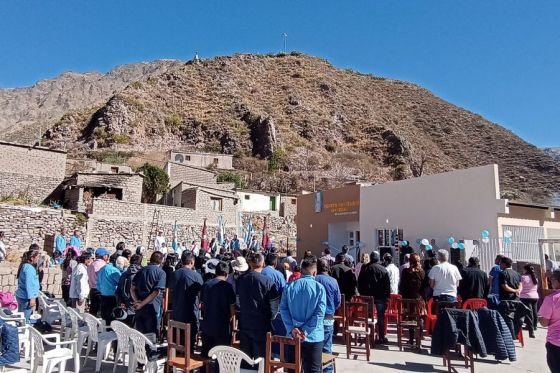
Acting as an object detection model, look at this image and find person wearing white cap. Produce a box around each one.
[228,256,249,296]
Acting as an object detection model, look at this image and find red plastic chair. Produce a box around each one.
[425,298,437,335]
[461,298,487,310]
[384,294,402,335]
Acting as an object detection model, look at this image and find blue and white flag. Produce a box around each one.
[171,220,178,253]
[217,215,225,246]
[244,218,253,248]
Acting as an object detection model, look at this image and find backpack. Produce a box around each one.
[0,292,17,311]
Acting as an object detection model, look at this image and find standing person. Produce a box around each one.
[280,256,326,373]
[331,253,357,301]
[97,249,122,325]
[498,257,521,301]
[116,254,143,326]
[281,249,297,272]
[55,228,68,256]
[320,248,335,267]
[399,253,426,345]
[61,250,78,305]
[383,253,400,295]
[87,248,108,316]
[281,262,293,282]
[69,253,92,313]
[237,253,280,360]
[458,257,489,301]
[15,249,40,322]
[355,253,370,279]
[0,231,7,263]
[248,235,260,252]
[288,266,302,282]
[262,253,287,340]
[341,245,354,266]
[520,264,539,338]
[171,251,203,347]
[428,250,462,302]
[132,252,167,342]
[545,254,558,288]
[315,258,341,373]
[154,230,166,253]
[538,269,560,373]
[200,261,236,357]
[230,235,241,253]
[358,251,391,344]
[488,254,505,306]
[400,254,411,274]
[70,230,82,251]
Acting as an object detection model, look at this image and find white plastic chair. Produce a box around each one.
[0,308,26,326]
[81,313,117,372]
[53,301,72,338]
[29,327,79,373]
[37,293,60,325]
[110,320,132,373]
[208,346,264,373]
[65,307,89,353]
[128,328,166,373]
[0,308,29,358]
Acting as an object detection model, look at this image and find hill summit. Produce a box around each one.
[2,53,558,203]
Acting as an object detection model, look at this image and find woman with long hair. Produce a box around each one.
[520,264,539,338]
[61,248,78,305]
[15,249,41,322]
[399,253,426,345]
[355,252,370,279]
[538,269,560,372]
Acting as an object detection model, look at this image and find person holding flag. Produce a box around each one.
[201,218,210,254]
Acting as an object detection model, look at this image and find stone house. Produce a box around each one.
[64,171,143,213]
[169,151,233,170]
[0,141,67,203]
[237,190,297,219]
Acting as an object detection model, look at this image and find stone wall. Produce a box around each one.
[87,198,238,249]
[0,204,81,259]
[240,212,297,252]
[167,162,216,188]
[76,173,143,203]
[0,264,63,297]
[0,142,67,203]
[280,195,298,218]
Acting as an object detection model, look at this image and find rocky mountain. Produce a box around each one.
[544,147,560,161]
[0,60,183,143]
[2,53,559,203]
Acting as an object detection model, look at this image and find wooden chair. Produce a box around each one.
[166,321,207,373]
[333,294,346,337]
[461,298,487,310]
[351,295,376,346]
[396,298,424,351]
[265,332,301,373]
[322,353,337,373]
[344,302,370,361]
[384,294,402,334]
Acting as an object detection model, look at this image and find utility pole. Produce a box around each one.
[282,33,288,53]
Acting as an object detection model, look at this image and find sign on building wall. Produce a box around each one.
[324,200,359,216]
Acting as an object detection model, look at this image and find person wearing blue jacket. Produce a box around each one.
[96,249,122,325]
[314,258,341,373]
[15,249,41,322]
[280,256,326,373]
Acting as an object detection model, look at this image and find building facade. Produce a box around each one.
[169,151,233,170]
[0,141,67,203]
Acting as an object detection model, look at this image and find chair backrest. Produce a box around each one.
[209,345,260,373]
[65,307,81,339]
[167,320,191,369]
[397,298,423,321]
[29,328,45,358]
[462,298,487,310]
[265,332,301,373]
[129,329,151,365]
[350,295,375,320]
[387,294,402,313]
[54,301,69,331]
[110,320,131,350]
[82,313,101,343]
[345,302,370,332]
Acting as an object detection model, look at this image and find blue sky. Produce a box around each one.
[1,1,558,147]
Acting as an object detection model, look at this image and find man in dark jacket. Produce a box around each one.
[330,253,357,301]
[458,257,489,301]
[358,251,391,344]
[116,254,143,326]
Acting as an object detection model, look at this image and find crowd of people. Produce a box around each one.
[11,231,560,373]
